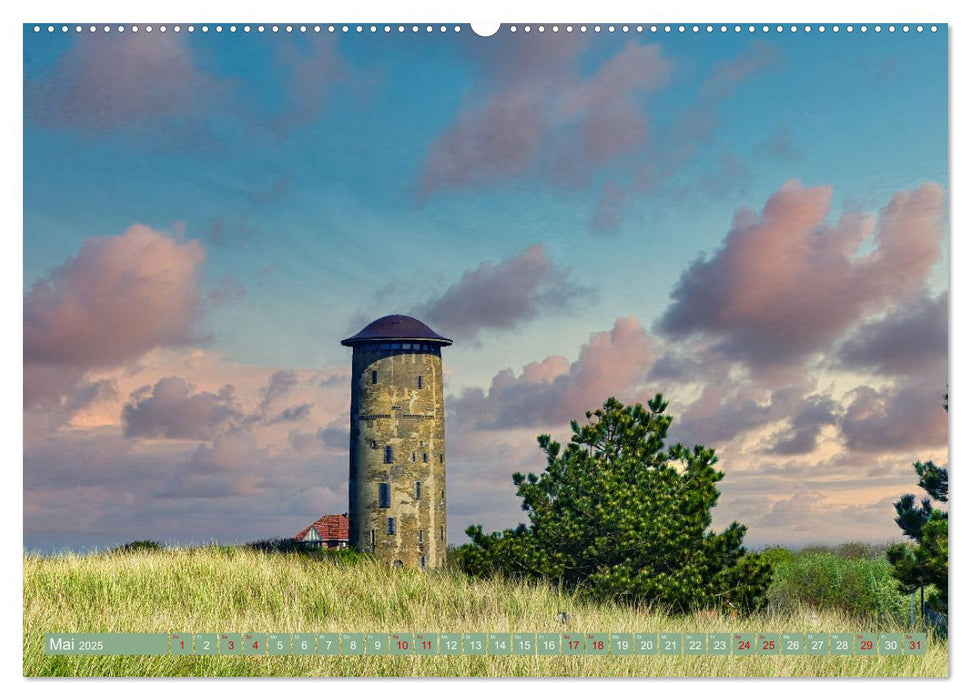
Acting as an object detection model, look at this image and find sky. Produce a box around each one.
[22,23,948,552]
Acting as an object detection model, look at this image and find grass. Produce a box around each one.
[23,546,947,677]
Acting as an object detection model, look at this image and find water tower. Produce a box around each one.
[341,315,451,568]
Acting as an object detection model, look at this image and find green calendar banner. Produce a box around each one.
[733,633,755,655]
[903,633,927,655]
[44,633,168,656]
[219,633,241,655]
[489,633,511,655]
[439,634,462,655]
[757,633,780,655]
[292,634,315,655]
[317,633,340,655]
[831,634,853,656]
[243,633,266,656]
[562,633,584,655]
[463,633,487,655]
[537,633,560,655]
[586,633,609,655]
[806,633,828,655]
[856,633,878,656]
[415,633,437,655]
[341,633,365,655]
[708,633,731,656]
[659,633,681,655]
[170,633,192,656]
[268,634,290,656]
[781,633,804,656]
[610,633,633,655]
[684,633,705,656]
[390,633,413,655]
[43,630,929,656]
[194,633,218,656]
[879,633,901,655]
[635,632,658,655]
[367,633,389,655]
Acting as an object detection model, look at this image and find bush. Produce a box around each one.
[111,540,164,554]
[767,550,908,625]
[244,539,368,564]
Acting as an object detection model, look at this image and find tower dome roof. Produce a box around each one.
[341,314,453,347]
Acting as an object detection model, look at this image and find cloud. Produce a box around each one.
[122,378,243,440]
[415,244,592,339]
[657,181,946,371]
[25,32,230,134]
[273,38,354,133]
[24,225,206,407]
[701,41,782,98]
[835,292,948,376]
[671,382,806,448]
[839,378,948,454]
[764,395,840,455]
[258,370,299,412]
[450,316,657,429]
[419,38,672,195]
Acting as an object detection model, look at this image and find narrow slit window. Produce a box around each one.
[415,481,422,499]
[440,526,445,541]
[384,445,394,463]
[371,370,378,384]
[418,529,423,543]
[420,556,426,569]
[370,529,375,547]
[379,483,390,508]
[417,375,423,389]
[422,453,428,463]
[411,452,416,462]
[387,517,396,535]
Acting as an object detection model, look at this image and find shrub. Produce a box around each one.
[111,540,164,554]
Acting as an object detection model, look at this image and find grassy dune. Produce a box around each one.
[23,547,947,677]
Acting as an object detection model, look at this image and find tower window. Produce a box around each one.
[440,526,445,541]
[369,439,377,449]
[439,454,443,463]
[370,529,375,547]
[415,481,422,499]
[423,453,428,463]
[420,556,426,569]
[418,529,423,543]
[384,445,394,463]
[371,370,378,384]
[417,375,423,389]
[411,452,416,462]
[387,517,396,535]
[379,483,390,508]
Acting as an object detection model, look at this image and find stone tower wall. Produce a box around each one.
[348,345,446,568]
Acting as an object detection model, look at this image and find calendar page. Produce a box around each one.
[21,16,948,680]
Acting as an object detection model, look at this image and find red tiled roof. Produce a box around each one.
[294,513,350,542]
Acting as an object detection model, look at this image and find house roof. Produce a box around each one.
[340,314,452,347]
[294,513,350,542]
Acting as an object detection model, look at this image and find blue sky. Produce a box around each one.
[23,24,948,551]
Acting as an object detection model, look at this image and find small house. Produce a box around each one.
[294,513,350,549]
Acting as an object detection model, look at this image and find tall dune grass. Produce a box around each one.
[23,547,947,677]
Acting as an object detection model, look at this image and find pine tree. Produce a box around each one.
[460,395,772,613]
[886,391,948,618]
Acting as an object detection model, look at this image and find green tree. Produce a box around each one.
[886,391,948,618]
[460,395,772,613]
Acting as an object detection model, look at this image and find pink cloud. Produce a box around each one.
[24,225,206,407]
[658,181,946,370]
[419,39,672,195]
[26,33,228,131]
[450,316,657,429]
[415,244,591,339]
[700,41,781,98]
